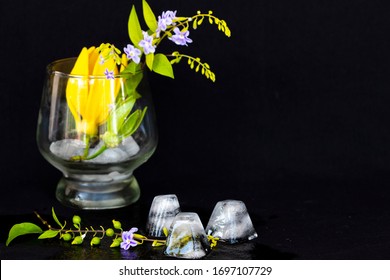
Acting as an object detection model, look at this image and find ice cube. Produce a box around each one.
[50,139,85,159]
[88,147,128,163]
[146,194,181,237]
[119,136,140,157]
[205,200,258,244]
[49,136,140,163]
[164,212,210,259]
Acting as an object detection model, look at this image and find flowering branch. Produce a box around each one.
[170,51,216,82]
[6,207,220,253]
[5,208,165,249]
[123,0,230,80]
[191,10,231,37]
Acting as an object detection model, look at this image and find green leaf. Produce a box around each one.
[128,5,143,47]
[38,229,60,239]
[110,238,121,248]
[142,0,157,31]
[6,223,43,246]
[121,62,137,75]
[124,72,143,97]
[146,53,154,71]
[121,61,144,77]
[120,107,148,138]
[52,207,63,228]
[153,53,174,78]
[120,109,141,137]
[107,98,137,134]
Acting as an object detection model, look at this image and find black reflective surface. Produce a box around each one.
[1,175,390,260]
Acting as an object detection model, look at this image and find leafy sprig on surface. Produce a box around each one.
[5,208,165,249]
[6,208,220,252]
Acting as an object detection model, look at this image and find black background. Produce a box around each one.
[1,0,390,259]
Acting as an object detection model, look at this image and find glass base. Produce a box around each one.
[56,175,140,210]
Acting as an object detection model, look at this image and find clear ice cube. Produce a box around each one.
[146,194,181,237]
[49,136,140,163]
[119,136,141,156]
[164,212,210,259]
[49,139,85,159]
[205,200,258,244]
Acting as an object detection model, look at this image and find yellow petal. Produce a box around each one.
[87,47,99,74]
[77,119,98,136]
[66,46,124,136]
[120,53,128,72]
[66,47,90,126]
[69,47,90,75]
[84,57,119,125]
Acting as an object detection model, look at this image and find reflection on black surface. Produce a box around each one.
[207,242,296,260]
[1,237,295,260]
[55,241,295,260]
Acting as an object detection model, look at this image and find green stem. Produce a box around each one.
[155,17,191,45]
[70,139,107,162]
[83,135,91,158]
[84,144,107,160]
[140,238,166,243]
[34,211,53,230]
[34,211,166,245]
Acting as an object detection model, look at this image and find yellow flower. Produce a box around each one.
[66,46,127,136]
[207,235,219,249]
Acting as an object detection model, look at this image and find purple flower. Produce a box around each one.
[139,31,156,55]
[156,10,177,37]
[123,44,141,64]
[104,69,115,79]
[169,27,193,46]
[120,227,138,250]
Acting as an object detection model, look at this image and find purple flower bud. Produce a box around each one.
[169,27,193,46]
